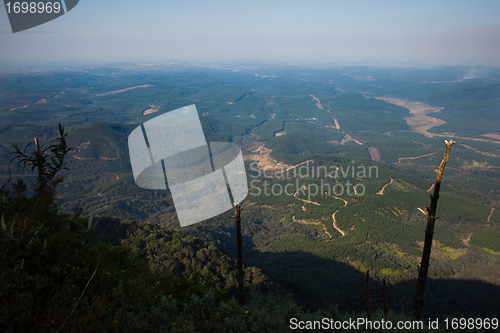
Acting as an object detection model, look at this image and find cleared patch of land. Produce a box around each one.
[274,129,285,137]
[328,195,348,236]
[333,118,340,130]
[368,147,382,163]
[245,145,314,174]
[310,94,324,110]
[487,208,495,225]
[482,133,500,141]
[244,144,289,170]
[341,134,363,145]
[95,84,154,96]
[54,91,65,98]
[143,104,161,115]
[395,151,437,164]
[376,97,500,145]
[375,97,445,136]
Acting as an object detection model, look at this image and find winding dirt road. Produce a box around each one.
[293,192,321,206]
[329,195,348,236]
[377,177,394,195]
[395,152,437,164]
[487,208,496,225]
[292,192,348,237]
[285,160,314,172]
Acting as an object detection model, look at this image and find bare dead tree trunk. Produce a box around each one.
[234,203,245,305]
[413,140,455,319]
[361,270,376,320]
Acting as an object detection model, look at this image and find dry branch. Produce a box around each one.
[413,140,455,319]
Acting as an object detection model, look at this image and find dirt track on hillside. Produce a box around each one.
[487,208,495,224]
[368,147,382,163]
[395,152,437,164]
[377,177,394,195]
[329,195,348,236]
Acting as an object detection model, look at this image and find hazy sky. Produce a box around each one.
[1,0,500,68]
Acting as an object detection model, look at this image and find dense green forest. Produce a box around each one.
[1,125,499,332]
[0,126,443,332]
[1,66,499,331]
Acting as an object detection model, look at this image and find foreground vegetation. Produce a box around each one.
[5,127,495,332]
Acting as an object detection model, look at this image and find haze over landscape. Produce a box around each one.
[1,0,500,67]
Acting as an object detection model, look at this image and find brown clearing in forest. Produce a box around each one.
[244,144,289,171]
[310,95,324,110]
[333,118,340,130]
[375,97,500,145]
[368,147,382,163]
[395,152,437,164]
[245,144,314,172]
[341,134,363,145]
[374,97,445,137]
[143,104,161,115]
[482,133,500,141]
[274,129,285,137]
[95,84,154,96]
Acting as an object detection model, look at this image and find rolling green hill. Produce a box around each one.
[1,64,499,323]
